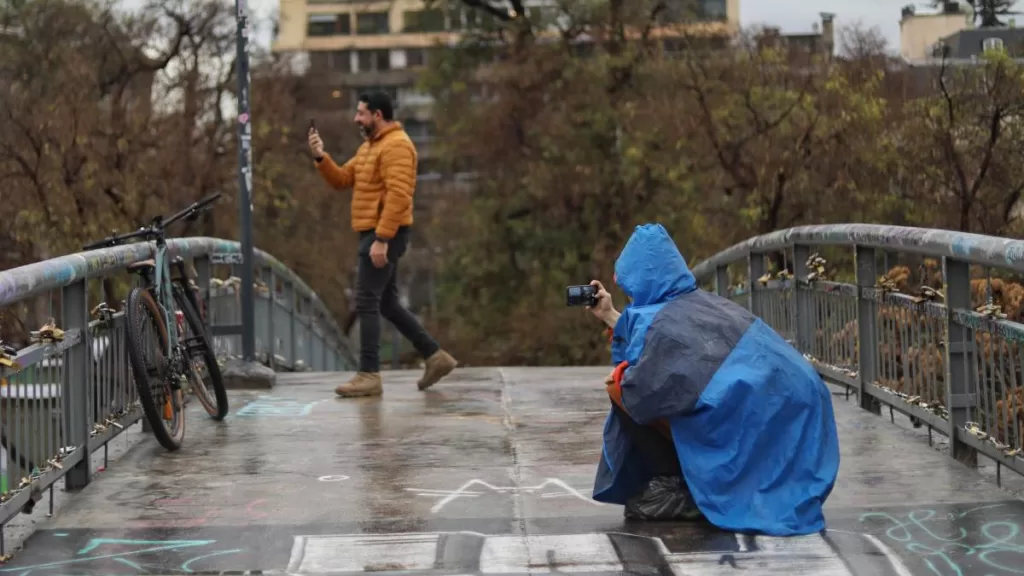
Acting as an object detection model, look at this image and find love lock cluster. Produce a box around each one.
[30,318,64,344]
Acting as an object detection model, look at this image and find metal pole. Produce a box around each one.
[235,0,256,362]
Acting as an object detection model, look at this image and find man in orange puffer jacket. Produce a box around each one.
[308,92,457,397]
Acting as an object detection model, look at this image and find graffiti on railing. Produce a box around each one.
[0,537,242,575]
[859,503,1024,575]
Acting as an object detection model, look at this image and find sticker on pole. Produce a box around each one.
[211,251,244,265]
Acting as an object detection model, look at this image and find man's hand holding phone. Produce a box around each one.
[308,120,324,161]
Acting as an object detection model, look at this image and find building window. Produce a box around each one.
[447,5,465,30]
[466,9,500,31]
[404,119,435,141]
[399,86,434,106]
[356,12,389,35]
[406,48,427,67]
[983,37,1005,52]
[403,9,445,32]
[310,50,352,72]
[932,41,951,58]
[356,49,390,72]
[307,13,350,37]
[698,0,728,21]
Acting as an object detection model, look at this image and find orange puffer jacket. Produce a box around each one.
[314,122,417,240]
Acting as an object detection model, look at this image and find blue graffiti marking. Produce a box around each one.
[860,504,1024,575]
[234,395,319,417]
[180,549,242,573]
[950,236,978,258]
[0,538,214,573]
[1004,241,1024,265]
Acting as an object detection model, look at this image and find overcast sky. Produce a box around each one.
[743,0,902,49]
[117,0,907,51]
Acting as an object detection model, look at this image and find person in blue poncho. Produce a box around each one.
[585,223,841,537]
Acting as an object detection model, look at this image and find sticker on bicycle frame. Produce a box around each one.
[211,252,243,265]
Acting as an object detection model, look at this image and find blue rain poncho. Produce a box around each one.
[593,224,840,536]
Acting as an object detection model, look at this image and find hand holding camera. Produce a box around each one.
[566,280,619,328]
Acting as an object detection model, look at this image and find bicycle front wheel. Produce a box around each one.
[125,286,185,451]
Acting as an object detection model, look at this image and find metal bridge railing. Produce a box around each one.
[0,237,355,537]
[691,224,1024,484]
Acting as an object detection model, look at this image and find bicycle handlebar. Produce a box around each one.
[81,192,223,252]
[164,192,222,229]
[81,227,151,251]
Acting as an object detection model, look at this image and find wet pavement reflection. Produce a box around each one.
[2,368,1023,575]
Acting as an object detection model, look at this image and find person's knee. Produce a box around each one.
[355,289,381,313]
[379,293,401,318]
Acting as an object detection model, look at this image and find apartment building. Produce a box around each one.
[899,2,974,63]
[273,0,740,170]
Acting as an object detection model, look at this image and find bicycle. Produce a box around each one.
[82,193,228,451]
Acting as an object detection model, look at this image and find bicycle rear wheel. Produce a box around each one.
[125,286,185,451]
[173,285,228,420]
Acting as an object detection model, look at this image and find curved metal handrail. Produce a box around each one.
[0,236,344,341]
[690,223,1024,280]
[686,222,1024,483]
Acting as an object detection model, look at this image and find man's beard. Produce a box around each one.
[359,122,375,138]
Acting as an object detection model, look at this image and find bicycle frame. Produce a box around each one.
[150,239,181,358]
[82,193,223,360]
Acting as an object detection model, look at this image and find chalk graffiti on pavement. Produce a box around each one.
[233,395,322,418]
[406,478,604,513]
[0,537,242,575]
[860,503,1024,575]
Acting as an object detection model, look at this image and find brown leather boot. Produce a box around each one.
[417,350,457,390]
[335,372,383,397]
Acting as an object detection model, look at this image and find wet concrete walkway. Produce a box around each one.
[3,367,1024,575]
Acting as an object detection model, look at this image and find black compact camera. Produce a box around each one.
[566,284,599,307]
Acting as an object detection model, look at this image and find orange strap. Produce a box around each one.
[606,361,630,415]
[612,360,629,386]
[606,360,672,440]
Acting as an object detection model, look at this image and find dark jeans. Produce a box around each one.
[355,228,440,372]
[612,403,682,477]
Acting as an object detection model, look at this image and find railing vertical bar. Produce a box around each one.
[263,266,276,370]
[855,245,880,413]
[714,265,729,298]
[997,333,1010,451]
[792,244,810,355]
[61,280,91,489]
[943,257,979,467]
[748,252,764,317]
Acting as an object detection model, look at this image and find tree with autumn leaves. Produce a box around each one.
[420,0,1024,364]
[0,0,358,341]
